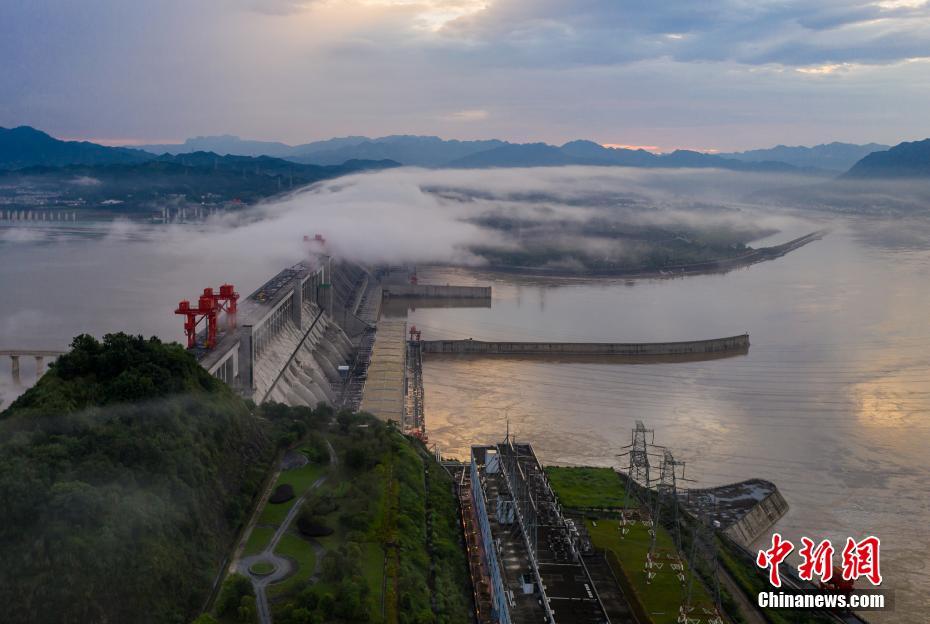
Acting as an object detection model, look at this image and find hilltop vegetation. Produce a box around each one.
[263,412,471,624]
[0,332,471,624]
[0,334,301,624]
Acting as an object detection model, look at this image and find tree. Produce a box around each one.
[237,595,257,623]
[216,574,254,617]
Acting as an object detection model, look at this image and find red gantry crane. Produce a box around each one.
[175,284,240,349]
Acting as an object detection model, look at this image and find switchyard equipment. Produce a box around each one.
[617,420,653,535]
[467,440,610,624]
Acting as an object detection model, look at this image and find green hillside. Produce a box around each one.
[0,334,277,624]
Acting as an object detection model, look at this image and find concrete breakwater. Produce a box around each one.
[681,479,789,547]
[382,284,491,298]
[420,333,749,356]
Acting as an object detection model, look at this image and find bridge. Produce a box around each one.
[0,350,66,385]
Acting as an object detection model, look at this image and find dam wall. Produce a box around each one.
[329,261,378,338]
[196,258,364,406]
[420,334,749,356]
[382,284,491,299]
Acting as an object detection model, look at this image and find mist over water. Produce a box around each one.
[2,166,930,621]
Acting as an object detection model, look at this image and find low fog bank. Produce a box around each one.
[1,165,926,356]
[752,176,930,216]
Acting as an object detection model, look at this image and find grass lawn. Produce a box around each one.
[546,466,628,508]
[243,526,275,556]
[278,462,326,493]
[587,518,715,624]
[268,532,318,597]
[258,464,324,526]
[250,561,276,576]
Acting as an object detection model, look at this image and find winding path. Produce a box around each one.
[238,440,337,624]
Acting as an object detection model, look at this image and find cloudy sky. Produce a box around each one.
[2,0,929,151]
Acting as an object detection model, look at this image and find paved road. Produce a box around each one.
[239,440,337,624]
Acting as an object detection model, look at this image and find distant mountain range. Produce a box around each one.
[139,134,509,166]
[718,142,890,172]
[140,133,817,172]
[3,125,928,179]
[136,132,902,174]
[844,139,930,178]
[447,140,808,172]
[0,126,152,169]
[0,127,399,212]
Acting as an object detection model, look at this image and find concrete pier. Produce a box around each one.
[0,350,65,385]
[421,334,750,356]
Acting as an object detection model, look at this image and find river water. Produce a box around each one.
[408,220,930,621]
[1,204,928,620]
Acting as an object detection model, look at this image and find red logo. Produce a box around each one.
[798,537,834,583]
[756,533,794,587]
[841,536,882,585]
[757,534,882,587]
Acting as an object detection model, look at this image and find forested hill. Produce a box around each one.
[0,334,295,624]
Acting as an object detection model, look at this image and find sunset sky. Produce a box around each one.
[3,0,930,151]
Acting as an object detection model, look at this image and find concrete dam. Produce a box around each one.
[193,257,380,407]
